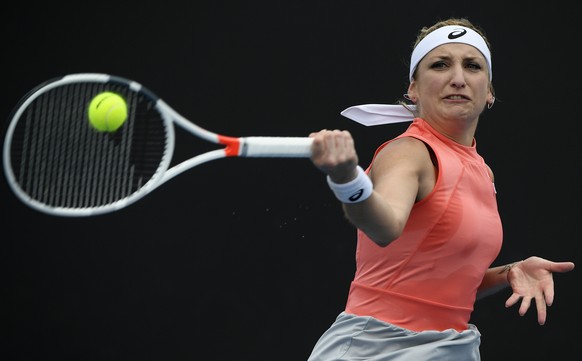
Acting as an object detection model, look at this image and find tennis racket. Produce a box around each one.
[3,73,313,217]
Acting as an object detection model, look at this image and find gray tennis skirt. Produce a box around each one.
[307,312,481,361]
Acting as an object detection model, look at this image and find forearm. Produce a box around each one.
[341,191,408,248]
[326,166,408,248]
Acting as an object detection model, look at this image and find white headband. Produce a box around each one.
[409,25,492,81]
[342,25,492,127]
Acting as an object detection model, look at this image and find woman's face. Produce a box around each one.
[408,43,493,123]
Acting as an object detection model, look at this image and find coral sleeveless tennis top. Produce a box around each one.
[344,118,503,332]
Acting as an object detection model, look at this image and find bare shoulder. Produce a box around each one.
[370,136,436,200]
[374,136,432,165]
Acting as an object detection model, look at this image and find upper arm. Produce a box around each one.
[368,137,436,224]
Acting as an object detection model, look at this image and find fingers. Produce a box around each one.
[505,293,521,308]
[544,285,555,307]
[517,295,531,317]
[506,293,534,319]
[534,294,548,325]
[507,292,551,325]
[310,129,350,151]
[310,130,356,164]
[309,129,359,182]
[550,261,576,273]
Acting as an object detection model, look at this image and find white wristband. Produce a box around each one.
[326,166,373,203]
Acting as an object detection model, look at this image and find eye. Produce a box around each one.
[430,61,448,69]
[466,62,483,71]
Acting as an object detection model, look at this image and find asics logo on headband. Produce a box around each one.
[448,29,467,39]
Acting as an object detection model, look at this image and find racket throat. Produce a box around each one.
[218,135,242,157]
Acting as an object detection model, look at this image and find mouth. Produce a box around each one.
[445,95,470,101]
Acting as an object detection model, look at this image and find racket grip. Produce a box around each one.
[241,136,313,157]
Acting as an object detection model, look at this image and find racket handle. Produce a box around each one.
[241,136,313,157]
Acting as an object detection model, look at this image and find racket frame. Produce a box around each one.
[3,73,313,217]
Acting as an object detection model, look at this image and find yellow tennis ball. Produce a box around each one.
[88,92,128,132]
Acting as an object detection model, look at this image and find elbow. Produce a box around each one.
[343,201,406,247]
[372,236,397,248]
[362,228,402,248]
[351,218,405,248]
[373,239,393,248]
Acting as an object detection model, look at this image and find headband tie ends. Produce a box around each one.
[341,104,416,126]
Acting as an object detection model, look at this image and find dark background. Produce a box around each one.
[2,2,580,360]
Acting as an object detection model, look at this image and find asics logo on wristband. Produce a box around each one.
[327,166,373,204]
[349,189,364,202]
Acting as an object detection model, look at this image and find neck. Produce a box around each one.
[421,116,478,146]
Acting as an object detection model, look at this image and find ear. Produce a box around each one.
[407,82,417,103]
[487,91,494,105]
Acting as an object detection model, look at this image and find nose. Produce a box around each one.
[450,64,466,88]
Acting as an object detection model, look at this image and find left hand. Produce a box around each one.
[505,256,575,325]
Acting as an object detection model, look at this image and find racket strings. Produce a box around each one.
[8,82,169,209]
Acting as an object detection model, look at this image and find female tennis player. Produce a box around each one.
[307,17,575,360]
